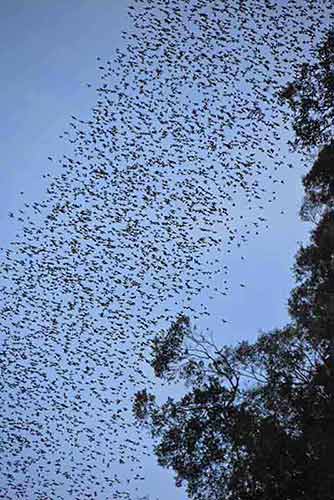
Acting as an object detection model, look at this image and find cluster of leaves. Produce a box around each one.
[280,30,334,149]
[133,30,334,500]
[299,143,334,222]
[150,313,191,380]
[289,208,334,345]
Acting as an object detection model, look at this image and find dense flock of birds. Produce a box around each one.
[1,0,334,498]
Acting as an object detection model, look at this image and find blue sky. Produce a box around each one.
[0,1,326,499]
[0,0,130,244]
[0,2,188,498]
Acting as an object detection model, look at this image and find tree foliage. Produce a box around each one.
[289,209,334,348]
[134,316,334,499]
[299,143,334,221]
[281,30,334,150]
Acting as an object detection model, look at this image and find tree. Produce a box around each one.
[280,30,334,150]
[134,314,334,499]
[133,31,334,500]
[289,207,334,352]
[282,28,334,378]
[299,143,334,222]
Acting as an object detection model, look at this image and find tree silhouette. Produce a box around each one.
[280,30,334,150]
[134,316,334,498]
[299,143,334,222]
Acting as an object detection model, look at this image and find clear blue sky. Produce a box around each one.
[0,1,326,499]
